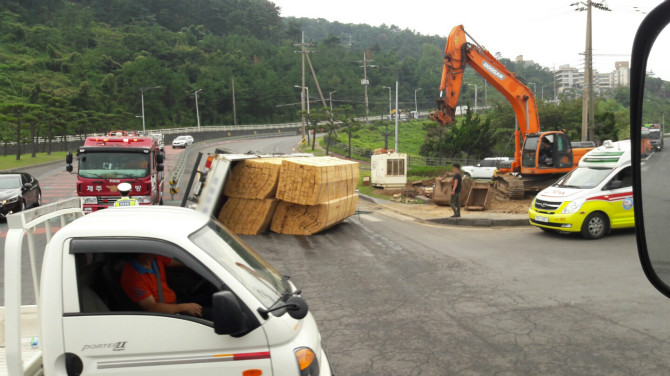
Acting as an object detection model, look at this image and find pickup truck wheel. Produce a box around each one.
[581,212,608,239]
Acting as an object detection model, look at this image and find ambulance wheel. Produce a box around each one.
[581,212,608,239]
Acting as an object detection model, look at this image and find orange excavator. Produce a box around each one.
[431,25,594,199]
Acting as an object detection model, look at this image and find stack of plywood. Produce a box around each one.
[218,197,278,235]
[271,195,359,235]
[223,158,283,199]
[219,156,359,236]
[276,157,359,205]
[272,157,359,235]
[218,158,283,235]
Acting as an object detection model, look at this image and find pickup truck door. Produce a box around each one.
[60,238,272,376]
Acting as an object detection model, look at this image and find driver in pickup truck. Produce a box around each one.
[120,253,205,318]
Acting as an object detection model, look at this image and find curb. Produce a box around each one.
[359,193,530,227]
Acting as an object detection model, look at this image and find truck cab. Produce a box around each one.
[4,200,332,375]
[67,135,165,213]
[529,140,634,239]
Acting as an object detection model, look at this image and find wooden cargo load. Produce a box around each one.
[271,194,359,235]
[218,197,278,235]
[223,158,283,199]
[276,157,359,206]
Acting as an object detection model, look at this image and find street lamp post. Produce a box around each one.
[194,89,202,130]
[414,88,422,114]
[139,86,162,134]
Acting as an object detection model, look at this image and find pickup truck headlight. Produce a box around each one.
[134,196,153,204]
[1,196,19,205]
[295,347,319,376]
[561,199,585,214]
[81,197,97,205]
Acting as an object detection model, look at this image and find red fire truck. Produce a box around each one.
[66,132,165,212]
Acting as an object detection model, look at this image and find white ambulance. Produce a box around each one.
[529,140,634,239]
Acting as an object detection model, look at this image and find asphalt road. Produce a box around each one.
[4,135,670,375]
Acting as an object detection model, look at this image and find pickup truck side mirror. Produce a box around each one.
[630,1,670,298]
[212,291,247,336]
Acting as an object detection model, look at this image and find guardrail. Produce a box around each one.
[326,139,480,167]
[166,130,302,198]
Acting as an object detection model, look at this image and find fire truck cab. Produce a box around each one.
[66,134,165,213]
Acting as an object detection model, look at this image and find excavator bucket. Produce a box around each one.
[464,182,492,211]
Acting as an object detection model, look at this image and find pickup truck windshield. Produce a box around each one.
[79,152,150,179]
[190,220,284,308]
[554,167,614,189]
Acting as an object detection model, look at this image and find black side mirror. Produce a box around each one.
[23,183,32,190]
[630,1,670,298]
[212,291,247,336]
[157,152,165,164]
[65,152,73,165]
[66,165,73,173]
[157,164,164,172]
[257,296,309,320]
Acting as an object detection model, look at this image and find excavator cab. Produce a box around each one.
[522,133,574,170]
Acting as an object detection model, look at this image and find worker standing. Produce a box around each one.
[450,163,462,218]
[114,182,138,207]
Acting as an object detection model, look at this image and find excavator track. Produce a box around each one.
[494,175,525,200]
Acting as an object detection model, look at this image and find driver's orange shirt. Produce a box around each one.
[121,256,177,304]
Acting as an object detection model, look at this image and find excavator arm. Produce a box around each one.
[431,25,541,170]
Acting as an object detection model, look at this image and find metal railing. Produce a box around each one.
[326,139,479,167]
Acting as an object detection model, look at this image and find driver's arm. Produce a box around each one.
[137,296,202,317]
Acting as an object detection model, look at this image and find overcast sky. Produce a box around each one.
[273,0,668,79]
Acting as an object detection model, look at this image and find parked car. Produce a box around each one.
[0,172,41,217]
[172,135,194,148]
[462,157,511,179]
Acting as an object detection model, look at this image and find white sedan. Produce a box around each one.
[462,157,511,179]
[172,135,194,148]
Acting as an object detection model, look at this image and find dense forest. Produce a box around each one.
[0,0,667,160]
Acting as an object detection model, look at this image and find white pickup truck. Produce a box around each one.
[461,157,511,180]
[3,198,332,375]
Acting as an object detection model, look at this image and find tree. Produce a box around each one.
[0,103,39,160]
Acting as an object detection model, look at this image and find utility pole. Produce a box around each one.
[414,88,422,114]
[573,0,611,141]
[383,86,392,120]
[293,31,308,144]
[194,88,202,130]
[329,91,336,113]
[395,81,399,152]
[358,52,378,123]
[383,86,392,149]
[232,77,237,126]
